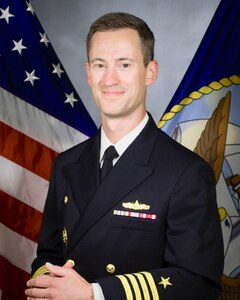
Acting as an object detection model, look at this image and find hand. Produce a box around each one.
[25,262,94,300]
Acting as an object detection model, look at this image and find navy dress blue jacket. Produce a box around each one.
[32,114,224,299]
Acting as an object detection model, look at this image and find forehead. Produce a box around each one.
[89,28,142,58]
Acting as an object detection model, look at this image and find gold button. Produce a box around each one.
[64,196,68,204]
[67,259,75,267]
[106,264,115,274]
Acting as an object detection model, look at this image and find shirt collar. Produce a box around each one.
[100,113,149,162]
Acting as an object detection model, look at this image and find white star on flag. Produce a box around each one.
[39,32,50,47]
[26,1,35,15]
[0,6,15,24]
[0,2,96,298]
[12,39,27,55]
[52,63,64,78]
[24,69,40,86]
[64,92,79,107]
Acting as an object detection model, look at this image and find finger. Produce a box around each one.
[45,262,69,277]
[27,274,52,288]
[46,262,89,285]
[62,259,75,269]
[25,286,46,298]
[26,278,35,288]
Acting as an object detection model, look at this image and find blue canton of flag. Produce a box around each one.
[0,1,97,299]
[0,0,97,138]
[159,1,240,299]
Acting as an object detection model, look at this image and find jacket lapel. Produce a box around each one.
[63,132,101,214]
[68,116,159,251]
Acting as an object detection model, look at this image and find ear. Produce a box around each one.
[146,60,158,86]
[85,62,91,86]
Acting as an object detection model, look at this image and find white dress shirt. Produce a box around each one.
[93,114,149,299]
[100,113,149,166]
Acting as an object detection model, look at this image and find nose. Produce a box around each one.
[102,66,120,86]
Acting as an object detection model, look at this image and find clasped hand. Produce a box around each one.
[25,261,94,300]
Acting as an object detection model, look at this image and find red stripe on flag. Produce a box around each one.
[0,255,30,300]
[0,121,58,181]
[1,190,42,243]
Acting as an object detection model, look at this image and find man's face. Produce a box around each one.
[86,28,157,121]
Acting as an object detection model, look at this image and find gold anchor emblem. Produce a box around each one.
[62,227,68,246]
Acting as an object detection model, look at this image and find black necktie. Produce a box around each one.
[100,146,119,181]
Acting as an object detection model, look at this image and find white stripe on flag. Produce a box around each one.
[0,156,48,212]
[0,87,89,152]
[0,223,37,273]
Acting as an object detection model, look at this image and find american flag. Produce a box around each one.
[0,1,97,299]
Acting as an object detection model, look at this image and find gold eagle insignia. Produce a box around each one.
[122,200,150,210]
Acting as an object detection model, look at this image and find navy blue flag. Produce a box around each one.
[0,0,97,299]
[159,1,240,298]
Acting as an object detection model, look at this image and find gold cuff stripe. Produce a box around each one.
[32,265,49,278]
[134,273,151,300]
[116,275,133,300]
[125,274,142,300]
[141,272,159,300]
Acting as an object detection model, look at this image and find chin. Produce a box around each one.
[103,110,125,119]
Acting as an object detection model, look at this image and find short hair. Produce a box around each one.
[86,12,155,67]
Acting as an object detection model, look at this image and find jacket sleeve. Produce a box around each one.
[31,157,65,277]
[96,160,224,300]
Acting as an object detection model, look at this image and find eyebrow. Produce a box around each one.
[90,58,105,63]
[90,57,135,63]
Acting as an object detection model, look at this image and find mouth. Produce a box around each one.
[102,89,125,97]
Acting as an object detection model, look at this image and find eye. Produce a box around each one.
[94,63,105,69]
[122,63,131,68]
[119,62,132,69]
[91,62,106,69]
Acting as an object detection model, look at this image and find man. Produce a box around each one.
[25,12,223,299]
